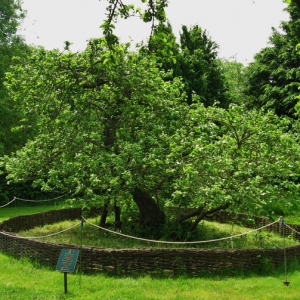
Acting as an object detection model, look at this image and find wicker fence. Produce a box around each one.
[0,208,299,276]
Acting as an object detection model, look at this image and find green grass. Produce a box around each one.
[268,197,300,224]
[283,215,300,224]
[0,252,299,300]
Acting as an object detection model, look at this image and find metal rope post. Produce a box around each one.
[282,219,290,286]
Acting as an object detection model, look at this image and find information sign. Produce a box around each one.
[56,249,79,273]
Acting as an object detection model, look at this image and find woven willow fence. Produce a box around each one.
[0,208,299,276]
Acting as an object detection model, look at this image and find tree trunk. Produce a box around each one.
[100,201,109,227]
[132,188,165,227]
[114,201,122,230]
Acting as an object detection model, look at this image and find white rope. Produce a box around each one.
[0,197,16,208]
[83,217,281,245]
[0,222,81,240]
[285,223,300,235]
[15,192,70,202]
[0,192,71,210]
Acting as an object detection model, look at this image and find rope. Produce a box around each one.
[14,192,71,202]
[0,222,81,240]
[285,223,300,236]
[0,198,16,208]
[0,193,71,209]
[0,216,283,245]
[83,217,281,245]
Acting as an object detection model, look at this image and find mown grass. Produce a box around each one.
[283,215,300,224]
[0,251,299,300]
[0,203,66,223]
[266,197,300,224]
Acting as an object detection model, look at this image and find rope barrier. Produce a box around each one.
[285,223,300,236]
[1,218,281,245]
[82,217,282,245]
[0,216,282,245]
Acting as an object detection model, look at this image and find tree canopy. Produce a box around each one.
[3,37,300,230]
[2,0,300,234]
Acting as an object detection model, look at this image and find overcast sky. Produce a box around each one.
[19,0,289,64]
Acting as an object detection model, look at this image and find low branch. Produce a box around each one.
[176,203,206,223]
[176,202,230,231]
[190,202,230,231]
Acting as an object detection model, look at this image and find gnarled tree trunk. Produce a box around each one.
[132,188,165,227]
[114,201,122,230]
[176,202,230,231]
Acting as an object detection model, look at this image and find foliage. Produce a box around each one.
[144,21,179,75]
[0,0,39,203]
[101,0,168,44]
[285,0,300,11]
[0,174,53,205]
[0,0,24,44]
[219,58,249,105]
[178,25,227,107]
[245,3,300,118]
[169,104,300,220]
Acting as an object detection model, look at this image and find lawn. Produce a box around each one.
[0,252,299,300]
[0,203,67,222]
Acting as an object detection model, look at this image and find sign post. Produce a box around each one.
[56,249,80,293]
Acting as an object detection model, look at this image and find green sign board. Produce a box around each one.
[56,249,79,273]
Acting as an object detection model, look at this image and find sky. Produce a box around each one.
[19,0,289,64]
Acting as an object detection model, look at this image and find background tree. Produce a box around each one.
[0,0,37,204]
[146,23,228,107]
[285,0,300,11]
[245,3,300,118]
[178,25,227,107]
[144,21,180,79]
[219,58,248,105]
[0,0,33,156]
